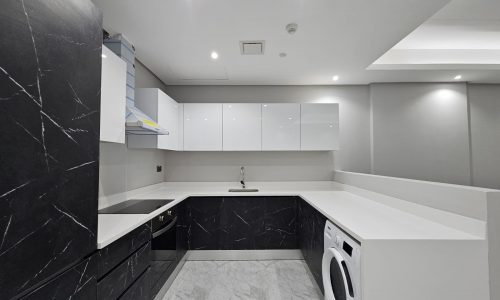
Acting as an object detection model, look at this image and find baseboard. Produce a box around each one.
[185,249,304,261]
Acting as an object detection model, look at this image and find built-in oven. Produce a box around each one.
[150,208,178,296]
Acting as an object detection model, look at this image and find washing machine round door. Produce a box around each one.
[322,248,355,300]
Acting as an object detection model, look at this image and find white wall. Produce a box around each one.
[469,84,500,190]
[165,85,371,174]
[370,83,471,185]
[99,142,165,199]
[163,151,334,182]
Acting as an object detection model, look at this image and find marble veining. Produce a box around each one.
[98,221,151,279]
[97,242,151,300]
[185,197,298,250]
[0,0,102,298]
[163,260,321,300]
[22,255,97,300]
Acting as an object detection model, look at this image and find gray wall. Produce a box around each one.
[165,83,500,189]
[135,59,168,91]
[165,85,371,175]
[370,83,471,185]
[163,151,335,182]
[469,84,500,189]
[98,81,500,190]
[99,142,164,196]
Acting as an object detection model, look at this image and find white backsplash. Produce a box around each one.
[163,151,336,182]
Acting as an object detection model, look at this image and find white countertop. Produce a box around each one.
[97,181,482,249]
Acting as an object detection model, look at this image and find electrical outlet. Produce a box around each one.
[156,165,162,172]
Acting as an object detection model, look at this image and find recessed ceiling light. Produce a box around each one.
[211,51,219,60]
[454,75,462,80]
[332,75,339,81]
[101,54,107,58]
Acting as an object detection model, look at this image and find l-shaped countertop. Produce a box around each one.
[97,181,482,249]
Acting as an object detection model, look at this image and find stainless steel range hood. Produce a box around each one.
[125,105,169,135]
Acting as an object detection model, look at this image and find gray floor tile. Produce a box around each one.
[163,260,322,300]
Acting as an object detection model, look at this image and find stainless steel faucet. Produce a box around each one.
[240,166,246,189]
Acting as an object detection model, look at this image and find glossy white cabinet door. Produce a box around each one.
[184,103,223,151]
[262,103,300,151]
[157,91,179,150]
[177,104,184,151]
[127,89,179,150]
[100,46,126,143]
[300,103,339,150]
[223,104,261,151]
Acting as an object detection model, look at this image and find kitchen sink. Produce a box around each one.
[228,188,259,192]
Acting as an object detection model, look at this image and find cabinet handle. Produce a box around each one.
[152,216,177,238]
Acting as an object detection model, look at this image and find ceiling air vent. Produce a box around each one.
[240,41,265,55]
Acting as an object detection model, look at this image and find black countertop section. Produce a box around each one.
[98,199,174,214]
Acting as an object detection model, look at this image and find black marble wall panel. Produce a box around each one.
[22,255,97,300]
[97,242,151,300]
[0,0,102,298]
[185,197,298,250]
[98,222,151,279]
[298,199,327,293]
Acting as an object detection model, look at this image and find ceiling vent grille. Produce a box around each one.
[240,41,265,55]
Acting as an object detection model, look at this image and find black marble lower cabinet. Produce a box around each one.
[91,197,327,299]
[22,255,97,300]
[298,200,327,293]
[96,222,152,300]
[97,242,151,300]
[118,268,151,300]
[185,197,298,250]
[98,222,152,278]
[184,196,325,292]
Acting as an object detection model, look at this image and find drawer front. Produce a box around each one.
[23,255,97,300]
[98,242,151,300]
[119,268,151,300]
[98,222,151,278]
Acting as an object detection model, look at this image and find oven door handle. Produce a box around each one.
[152,216,178,239]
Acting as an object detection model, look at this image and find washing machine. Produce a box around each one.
[322,220,361,300]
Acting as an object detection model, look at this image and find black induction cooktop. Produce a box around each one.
[98,199,173,214]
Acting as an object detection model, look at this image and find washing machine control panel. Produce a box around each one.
[335,235,342,247]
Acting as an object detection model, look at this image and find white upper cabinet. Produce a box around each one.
[177,104,184,151]
[223,104,261,151]
[157,91,179,150]
[100,45,126,144]
[127,88,179,150]
[184,103,223,151]
[300,103,339,150]
[262,103,300,151]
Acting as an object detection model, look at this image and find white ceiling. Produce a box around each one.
[370,0,500,71]
[92,0,500,85]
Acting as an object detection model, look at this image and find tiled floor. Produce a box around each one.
[163,260,322,300]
